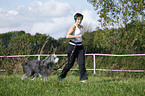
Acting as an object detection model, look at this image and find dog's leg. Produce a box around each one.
[43,76,48,81]
[43,77,45,81]
[46,77,48,81]
[38,73,42,78]
[31,73,38,80]
[31,76,37,80]
[38,73,43,80]
[22,74,27,80]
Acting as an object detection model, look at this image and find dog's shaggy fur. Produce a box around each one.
[22,54,59,81]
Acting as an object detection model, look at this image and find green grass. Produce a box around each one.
[0,75,145,96]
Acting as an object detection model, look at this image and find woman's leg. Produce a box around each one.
[60,45,77,78]
[78,46,88,80]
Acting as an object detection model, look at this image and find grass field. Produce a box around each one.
[0,75,145,96]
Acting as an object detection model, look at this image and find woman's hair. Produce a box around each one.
[74,13,83,21]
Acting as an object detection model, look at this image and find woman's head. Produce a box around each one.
[74,13,83,24]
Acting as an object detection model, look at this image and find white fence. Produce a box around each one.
[0,54,145,74]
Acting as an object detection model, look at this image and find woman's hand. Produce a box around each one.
[77,35,86,41]
[77,34,83,38]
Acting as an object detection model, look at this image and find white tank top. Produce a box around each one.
[70,24,84,43]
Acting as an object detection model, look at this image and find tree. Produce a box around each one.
[0,31,60,55]
[87,0,144,27]
[93,21,145,54]
[0,31,25,48]
[83,22,93,32]
[83,31,96,53]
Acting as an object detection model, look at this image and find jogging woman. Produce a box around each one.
[58,13,88,83]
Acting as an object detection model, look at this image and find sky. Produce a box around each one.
[0,0,100,39]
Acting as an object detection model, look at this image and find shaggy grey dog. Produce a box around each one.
[22,54,59,81]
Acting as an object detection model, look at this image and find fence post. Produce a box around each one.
[93,55,96,74]
[38,55,40,61]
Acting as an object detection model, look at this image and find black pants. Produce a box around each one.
[60,44,88,80]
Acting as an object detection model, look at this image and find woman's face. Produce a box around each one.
[75,17,83,25]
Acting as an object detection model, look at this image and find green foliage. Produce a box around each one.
[93,21,145,53]
[83,31,96,53]
[0,31,25,48]
[96,56,145,70]
[1,58,25,75]
[87,0,144,26]
[57,38,69,54]
[0,32,60,55]
[0,75,145,96]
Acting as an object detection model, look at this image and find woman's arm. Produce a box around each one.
[66,25,82,39]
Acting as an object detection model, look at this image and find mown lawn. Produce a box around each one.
[0,75,144,96]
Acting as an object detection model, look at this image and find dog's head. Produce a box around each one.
[49,54,59,63]
[42,54,59,65]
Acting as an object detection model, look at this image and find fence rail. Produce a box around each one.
[0,54,145,73]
